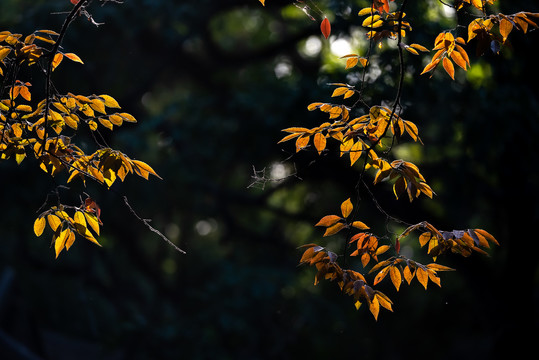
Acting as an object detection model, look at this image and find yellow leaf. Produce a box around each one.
[352,221,369,230]
[343,90,355,99]
[375,244,390,255]
[63,52,83,64]
[390,266,402,291]
[349,140,363,166]
[409,43,429,52]
[84,212,100,235]
[99,94,121,108]
[74,211,87,232]
[341,198,353,218]
[132,159,162,180]
[403,265,415,284]
[416,267,429,289]
[323,222,345,237]
[369,296,380,320]
[259,0,265,5]
[358,7,375,16]
[499,18,513,42]
[119,112,137,123]
[90,98,107,114]
[331,87,349,97]
[47,214,62,231]
[34,217,46,236]
[65,230,76,251]
[295,135,310,152]
[88,120,98,131]
[405,46,419,55]
[442,57,455,80]
[98,118,114,130]
[55,229,69,258]
[83,228,102,246]
[345,57,359,69]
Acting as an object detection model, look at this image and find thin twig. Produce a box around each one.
[123,196,186,254]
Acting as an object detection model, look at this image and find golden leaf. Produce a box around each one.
[74,211,87,232]
[416,267,429,289]
[499,18,513,42]
[331,87,349,97]
[90,98,107,114]
[369,296,380,320]
[442,57,455,80]
[352,221,369,230]
[390,266,402,291]
[323,222,345,237]
[345,57,359,69]
[259,0,265,5]
[65,230,76,251]
[313,132,326,155]
[34,217,46,237]
[55,229,69,258]
[84,212,100,235]
[373,266,390,286]
[341,198,353,218]
[132,159,162,180]
[47,214,62,231]
[403,265,415,284]
[119,112,137,123]
[295,135,310,152]
[99,94,121,108]
[349,140,363,166]
[409,43,429,52]
[52,53,63,71]
[315,215,342,227]
[450,50,468,70]
[63,52,83,64]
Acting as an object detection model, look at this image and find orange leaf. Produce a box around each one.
[313,132,326,155]
[64,52,84,64]
[52,53,63,71]
[320,17,331,39]
[315,215,341,227]
[323,222,345,237]
[499,18,513,42]
[442,57,455,80]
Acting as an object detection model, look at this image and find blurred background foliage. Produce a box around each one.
[0,0,537,359]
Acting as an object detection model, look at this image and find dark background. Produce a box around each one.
[0,0,537,359]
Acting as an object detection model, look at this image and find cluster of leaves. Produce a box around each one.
[299,199,497,319]
[254,0,538,318]
[1,2,161,257]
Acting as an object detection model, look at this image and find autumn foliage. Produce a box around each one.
[259,0,537,319]
[0,1,162,258]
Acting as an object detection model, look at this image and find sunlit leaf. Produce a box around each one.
[315,215,342,227]
[64,52,83,64]
[34,217,46,236]
[47,214,62,232]
[390,266,402,291]
[52,53,63,71]
[313,132,326,155]
[443,57,455,80]
[416,267,429,289]
[132,159,162,180]
[55,228,69,258]
[323,222,345,237]
[341,198,353,218]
